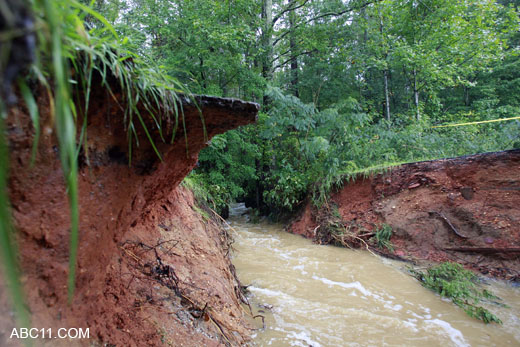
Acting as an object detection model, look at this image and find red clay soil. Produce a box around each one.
[0,87,258,346]
[289,150,520,281]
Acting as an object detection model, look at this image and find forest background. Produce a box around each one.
[73,0,520,216]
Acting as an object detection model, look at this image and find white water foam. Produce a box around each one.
[425,319,469,347]
[287,330,322,347]
[312,275,371,296]
[249,286,287,299]
[312,275,403,311]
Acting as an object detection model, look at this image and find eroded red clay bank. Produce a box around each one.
[290,150,520,281]
[1,91,258,346]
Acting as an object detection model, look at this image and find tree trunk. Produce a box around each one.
[413,68,420,120]
[289,0,299,97]
[255,158,261,208]
[261,0,273,81]
[199,56,207,90]
[384,69,391,122]
[261,0,273,106]
[380,16,390,122]
[464,85,470,106]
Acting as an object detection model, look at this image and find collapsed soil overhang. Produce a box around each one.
[84,86,259,173]
[81,88,259,199]
[2,87,260,346]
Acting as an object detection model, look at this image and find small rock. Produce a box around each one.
[408,183,421,189]
[498,220,509,228]
[258,303,273,310]
[484,237,494,244]
[460,187,474,200]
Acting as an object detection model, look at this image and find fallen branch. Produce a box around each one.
[430,211,468,239]
[312,225,320,237]
[208,206,237,232]
[444,247,520,254]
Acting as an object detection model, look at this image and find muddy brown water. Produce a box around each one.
[228,204,520,347]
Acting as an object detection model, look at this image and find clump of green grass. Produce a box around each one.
[411,262,504,324]
[311,162,399,209]
[372,223,393,252]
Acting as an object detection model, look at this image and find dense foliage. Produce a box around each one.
[106,0,518,216]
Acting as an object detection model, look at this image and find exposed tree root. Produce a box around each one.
[313,203,378,257]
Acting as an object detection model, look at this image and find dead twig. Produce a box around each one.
[350,232,378,258]
[252,314,266,330]
[206,206,236,255]
[208,314,232,346]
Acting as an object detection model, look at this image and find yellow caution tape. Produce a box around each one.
[432,116,520,128]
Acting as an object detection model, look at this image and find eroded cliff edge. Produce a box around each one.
[1,89,258,346]
[290,150,520,281]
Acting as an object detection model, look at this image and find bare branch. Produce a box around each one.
[272,49,317,70]
[271,38,307,63]
[273,0,382,47]
[272,0,311,26]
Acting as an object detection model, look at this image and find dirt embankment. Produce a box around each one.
[290,150,520,281]
[1,87,258,346]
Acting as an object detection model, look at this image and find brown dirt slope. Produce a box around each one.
[290,150,520,281]
[1,88,258,346]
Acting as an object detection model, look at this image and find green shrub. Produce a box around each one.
[263,166,307,213]
[182,173,230,216]
[411,262,504,324]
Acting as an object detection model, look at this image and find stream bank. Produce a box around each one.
[290,150,520,282]
[1,88,258,346]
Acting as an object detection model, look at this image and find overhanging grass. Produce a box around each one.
[312,153,481,208]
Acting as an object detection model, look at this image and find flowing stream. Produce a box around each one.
[228,203,520,347]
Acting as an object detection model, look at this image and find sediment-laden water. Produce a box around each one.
[228,203,520,347]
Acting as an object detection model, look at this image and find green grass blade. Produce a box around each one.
[170,97,180,144]
[128,124,133,167]
[69,0,119,39]
[18,80,40,166]
[181,104,189,157]
[42,0,80,304]
[65,163,79,304]
[134,107,163,161]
